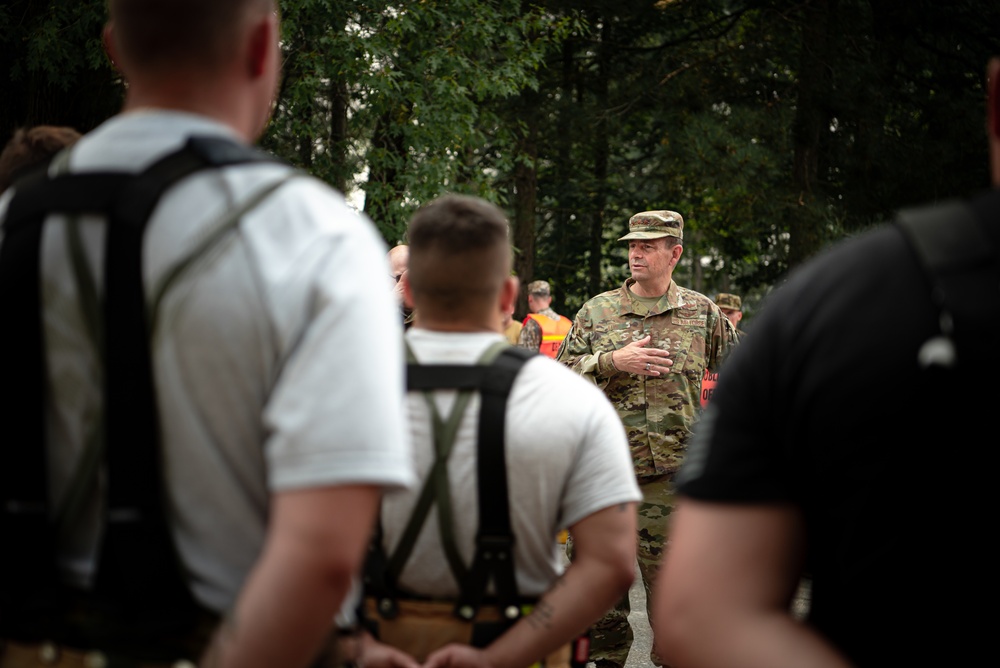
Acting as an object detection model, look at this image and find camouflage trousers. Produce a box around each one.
[569,475,675,668]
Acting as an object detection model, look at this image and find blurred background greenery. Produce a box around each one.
[4,0,998,321]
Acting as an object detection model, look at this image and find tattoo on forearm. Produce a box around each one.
[527,600,556,631]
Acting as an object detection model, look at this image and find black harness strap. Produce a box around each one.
[0,169,52,616]
[365,345,535,628]
[0,136,281,651]
[455,347,535,622]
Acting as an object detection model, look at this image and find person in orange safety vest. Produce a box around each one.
[518,280,573,358]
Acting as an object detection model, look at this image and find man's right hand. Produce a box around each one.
[611,335,673,376]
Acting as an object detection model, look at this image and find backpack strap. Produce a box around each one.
[0,135,283,652]
[895,191,1000,369]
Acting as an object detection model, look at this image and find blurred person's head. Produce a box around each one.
[0,125,81,193]
[526,280,553,313]
[103,0,281,141]
[404,195,516,331]
[714,293,743,327]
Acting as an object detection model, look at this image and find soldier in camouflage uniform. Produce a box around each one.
[557,210,738,668]
[714,292,747,338]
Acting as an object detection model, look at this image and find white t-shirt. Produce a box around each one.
[381,329,640,598]
[0,111,414,613]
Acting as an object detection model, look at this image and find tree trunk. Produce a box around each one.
[788,0,836,268]
[589,19,612,297]
[512,91,540,319]
[329,76,350,194]
[364,107,409,244]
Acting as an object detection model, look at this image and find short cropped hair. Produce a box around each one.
[109,0,274,72]
[0,125,82,193]
[407,195,512,318]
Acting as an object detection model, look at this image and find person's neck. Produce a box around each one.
[412,312,503,334]
[630,275,671,298]
[121,77,256,142]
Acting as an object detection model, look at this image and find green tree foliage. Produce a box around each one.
[265,0,578,243]
[0,1,120,140]
[526,0,1000,318]
[3,0,998,322]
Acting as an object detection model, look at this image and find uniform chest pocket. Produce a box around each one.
[648,324,706,375]
[592,318,645,351]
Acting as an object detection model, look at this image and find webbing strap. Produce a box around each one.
[366,340,534,623]
[99,141,240,605]
[0,134,282,646]
[51,214,106,536]
[148,171,302,331]
[385,341,509,588]
[0,172,50,609]
[456,345,535,620]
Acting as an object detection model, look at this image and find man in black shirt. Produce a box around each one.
[652,59,999,667]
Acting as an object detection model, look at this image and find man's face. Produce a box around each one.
[628,238,677,283]
[388,252,408,283]
[720,308,742,326]
[387,247,408,305]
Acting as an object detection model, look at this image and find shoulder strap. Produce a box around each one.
[365,342,536,624]
[895,192,1000,369]
[454,346,535,622]
[0,135,282,646]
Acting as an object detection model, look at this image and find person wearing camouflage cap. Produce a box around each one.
[557,209,739,668]
[714,292,747,337]
[518,279,573,358]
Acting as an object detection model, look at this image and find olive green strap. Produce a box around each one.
[432,341,509,582]
[52,215,107,534]
[148,171,302,332]
[53,169,299,535]
[49,144,107,533]
[387,340,509,589]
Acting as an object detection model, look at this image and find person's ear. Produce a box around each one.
[500,276,519,316]
[102,23,121,73]
[988,58,1000,186]
[989,58,1000,138]
[400,270,414,310]
[672,242,684,265]
[246,13,275,79]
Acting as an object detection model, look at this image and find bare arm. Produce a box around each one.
[201,485,381,668]
[423,502,637,668]
[653,500,853,668]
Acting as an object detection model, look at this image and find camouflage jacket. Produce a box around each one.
[557,278,739,478]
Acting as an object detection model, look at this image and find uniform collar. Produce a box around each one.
[618,278,683,316]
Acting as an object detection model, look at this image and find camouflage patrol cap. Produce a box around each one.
[715,293,742,310]
[618,210,684,241]
[527,280,551,296]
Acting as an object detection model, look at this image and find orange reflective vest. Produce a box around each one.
[700,368,719,408]
[524,312,573,358]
